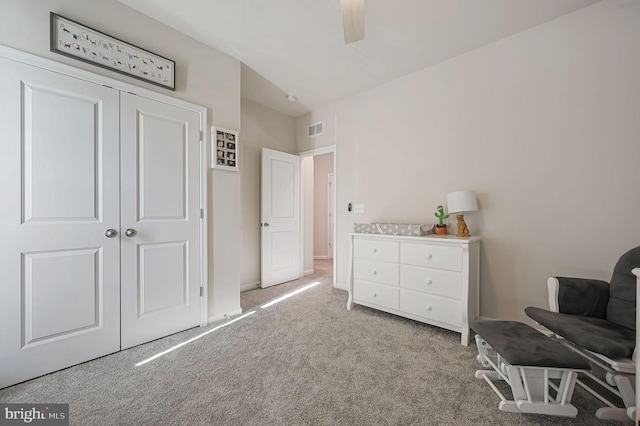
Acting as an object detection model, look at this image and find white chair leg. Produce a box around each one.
[516,400,578,417]
[475,335,494,369]
[475,370,501,381]
[613,374,636,410]
[626,406,636,421]
[595,407,631,421]
[497,400,520,413]
[505,365,527,401]
[515,369,579,417]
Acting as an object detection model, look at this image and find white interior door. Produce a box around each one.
[120,93,202,349]
[0,58,121,388]
[261,148,301,287]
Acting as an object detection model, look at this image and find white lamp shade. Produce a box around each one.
[447,190,478,214]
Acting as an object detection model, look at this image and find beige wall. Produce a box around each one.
[240,99,297,289]
[313,153,334,258]
[297,0,640,323]
[1,0,243,321]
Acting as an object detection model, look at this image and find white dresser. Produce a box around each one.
[347,233,480,345]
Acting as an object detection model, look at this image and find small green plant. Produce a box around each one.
[434,205,449,225]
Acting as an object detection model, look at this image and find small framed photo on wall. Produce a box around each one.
[211,127,239,171]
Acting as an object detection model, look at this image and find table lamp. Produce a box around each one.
[446,190,478,237]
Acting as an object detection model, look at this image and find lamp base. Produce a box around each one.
[456,214,470,237]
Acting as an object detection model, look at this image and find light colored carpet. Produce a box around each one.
[0,260,625,425]
[241,259,333,311]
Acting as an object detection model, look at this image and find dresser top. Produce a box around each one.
[348,233,480,244]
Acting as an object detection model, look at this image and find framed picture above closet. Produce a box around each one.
[212,127,239,171]
[50,12,175,90]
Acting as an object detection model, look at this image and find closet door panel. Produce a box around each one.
[138,113,187,220]
[120,93,202,349]
[0,58,120,389]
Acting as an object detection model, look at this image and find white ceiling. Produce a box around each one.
[117,0,600,117]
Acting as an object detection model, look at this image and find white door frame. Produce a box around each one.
[298,145,337,286]
[0,45,209,326]
[327,173,334,260]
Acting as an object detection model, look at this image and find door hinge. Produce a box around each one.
[199,130,203,142]
[200,208,204,219]
[200,287,204,297]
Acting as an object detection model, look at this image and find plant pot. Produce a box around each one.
[435,224,447,235]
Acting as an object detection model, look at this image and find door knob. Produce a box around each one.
[125,228,137,237]
[105,229,118,238]
[263,222,270,227]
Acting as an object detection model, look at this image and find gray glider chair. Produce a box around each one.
[525,246,639,422]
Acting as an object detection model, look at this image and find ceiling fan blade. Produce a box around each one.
[340,0,365,44]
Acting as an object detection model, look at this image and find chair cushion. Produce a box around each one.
[557,277,609,318]
[607,246,640,331]
[525,306,636,359]
[471,320,589,369]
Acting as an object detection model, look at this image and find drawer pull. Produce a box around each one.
[426,305,433,311]
[426,254,432,259]
[372,270,377,275]
[372,248,378,253]
[372,292,377,297]
[426,280,432,285]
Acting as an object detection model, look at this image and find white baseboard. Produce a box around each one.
[208,308,243,325]
[241,282,260,292]
[303,269,314,276]
[313,255,329,260]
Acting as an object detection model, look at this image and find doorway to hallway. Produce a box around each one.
[242,259,332,311]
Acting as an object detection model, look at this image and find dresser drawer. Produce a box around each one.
[354,238,399,262]
[400,265,461,299]
[400,243,462,272]
[354,280,399,310]
[354,259,399,286]
[400,290,462,327]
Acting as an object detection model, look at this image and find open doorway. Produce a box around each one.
[300,146,336,286]
[313,153,334,261]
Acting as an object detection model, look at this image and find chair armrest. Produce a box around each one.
[547,278,560,312]
[547,276,609,318]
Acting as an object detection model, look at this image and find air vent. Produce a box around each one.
[307,121,324,138]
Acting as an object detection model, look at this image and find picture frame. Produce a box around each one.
[212,127,239,171]
[50,12,175,90]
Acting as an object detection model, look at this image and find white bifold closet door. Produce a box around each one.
[0,58,202,389]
